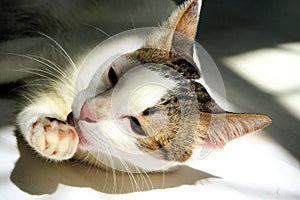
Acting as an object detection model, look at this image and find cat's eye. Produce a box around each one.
[142,107,157,116]
[128,116,146,136]
[143,108,150,116]
[108,67,118,86]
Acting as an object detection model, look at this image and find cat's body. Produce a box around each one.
[1,0,271,173]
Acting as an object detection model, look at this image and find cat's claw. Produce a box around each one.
[29,117,79,160]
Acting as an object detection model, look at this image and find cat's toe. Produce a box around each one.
[30,117,79,160]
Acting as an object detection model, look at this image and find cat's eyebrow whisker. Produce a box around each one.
[127,12,136,31]
[83,23,114,41]
[36,31,78,73]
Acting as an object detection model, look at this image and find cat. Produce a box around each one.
[0,0,271,173]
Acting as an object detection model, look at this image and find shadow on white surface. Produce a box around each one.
[11,131,215,194]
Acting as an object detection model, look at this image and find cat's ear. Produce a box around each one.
[146,0,201,57]
[194,112,272,149]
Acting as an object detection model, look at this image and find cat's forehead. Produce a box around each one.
[129,47,201,80]
[108,46,221,117]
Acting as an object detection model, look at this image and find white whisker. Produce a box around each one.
[127,13,136,32]
[15,67,76,97]
[36,32,78,73]
[0,52,64,76]
[106,152,117,193]
[134,165,153,191]
[114,152,140,192]
[29,54,67,77]
[1,52,77,96]
[83,23,114,40]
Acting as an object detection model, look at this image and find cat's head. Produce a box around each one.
[71,0,271,172]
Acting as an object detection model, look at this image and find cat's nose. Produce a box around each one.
[79,102,97,122]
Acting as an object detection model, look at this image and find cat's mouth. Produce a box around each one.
[67,112,75,126]
[67,112,86,146]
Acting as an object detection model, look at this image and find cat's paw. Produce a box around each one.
[29,117,79,160]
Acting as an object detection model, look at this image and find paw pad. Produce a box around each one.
[30,117,79,160]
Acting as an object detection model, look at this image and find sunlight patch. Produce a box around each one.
[223,43,300,94]
[277,92,300,121]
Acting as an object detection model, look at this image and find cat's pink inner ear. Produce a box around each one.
[195,113,272,149]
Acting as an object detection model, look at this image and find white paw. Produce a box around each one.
[29,117,79,160]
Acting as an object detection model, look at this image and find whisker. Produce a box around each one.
[36,32,78,73]
[119,166,125,193]
[83,23,114,40]
[106,152,117,193]
[18,93,34,105]
[0,52,63,76]
[13,69,56,82]
[15,67,76,97]
[29,54,67,77]
[134,165,153,191]
[0,52,76,95]
[128,12,137,32]
[115,153,140,192]
[122,162,138,192]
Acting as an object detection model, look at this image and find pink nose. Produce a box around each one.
[79,102,97,122]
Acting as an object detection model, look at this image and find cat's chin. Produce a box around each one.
[76,126,86,150]
[73,120,92,152]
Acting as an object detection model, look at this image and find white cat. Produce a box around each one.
[0,0,271,173]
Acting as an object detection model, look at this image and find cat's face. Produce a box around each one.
[71,0,271,172]
[73,50,202,171]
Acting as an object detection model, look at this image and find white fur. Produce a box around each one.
[111,67,177,116]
